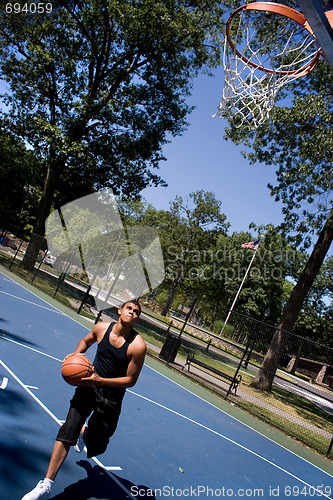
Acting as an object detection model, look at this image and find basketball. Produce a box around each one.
[61,353,93,386]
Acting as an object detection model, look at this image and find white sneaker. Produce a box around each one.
[74,432,85,453]
[21,479,52,499]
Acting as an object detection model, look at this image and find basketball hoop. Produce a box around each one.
[215,2,324,128]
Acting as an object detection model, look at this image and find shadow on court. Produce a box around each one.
[0,327,40,347]
[0,434,50,488]
[0,386,28,416]
[50,461,156,499]
[0,387,52,490]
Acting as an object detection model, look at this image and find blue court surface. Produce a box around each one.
[1,268,333,500]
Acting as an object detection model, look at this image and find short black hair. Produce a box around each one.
[120,299,141,315]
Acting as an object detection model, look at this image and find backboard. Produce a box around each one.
[297,0,333,68]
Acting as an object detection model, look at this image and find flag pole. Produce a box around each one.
[219,242,260,336]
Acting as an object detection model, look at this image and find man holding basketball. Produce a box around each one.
[22,299,145,500]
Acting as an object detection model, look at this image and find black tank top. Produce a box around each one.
[93,323,136,402]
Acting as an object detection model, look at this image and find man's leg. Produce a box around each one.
[74,423,88,453]
[85,398,120,458]
[46,440,71,480]
[21,389,93,499]
[56,388,95,456]
[21,441,71,499]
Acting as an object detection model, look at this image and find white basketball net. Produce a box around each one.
[215,6,320,128]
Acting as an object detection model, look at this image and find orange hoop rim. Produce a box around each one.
[225,1,321,76]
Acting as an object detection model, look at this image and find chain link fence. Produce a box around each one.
[146,285,333,458]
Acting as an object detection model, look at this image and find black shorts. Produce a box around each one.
[56,387,121,458]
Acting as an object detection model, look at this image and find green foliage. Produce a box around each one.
[223,43,333,390]
[0,123,43,226]
[117,194,313,325]
[0,0,226,203]
[293,256,333,345]
[211,319,234,337]
[212,228,299,322]
[159,190,230,292]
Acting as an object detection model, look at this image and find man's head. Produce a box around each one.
[121,299,141,315]
[118,299,141,325]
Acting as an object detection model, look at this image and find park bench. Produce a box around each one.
[184,353,242,395]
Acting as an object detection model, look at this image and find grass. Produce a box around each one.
[136,325,166,351]
[1,251,332,458]
[241,382,333,431]
[0,253,97,321]
[236,399,329,456]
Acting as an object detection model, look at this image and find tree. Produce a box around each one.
[0,0,225,269]
[223,58,333,390]
[117,198,301,330]
[225,60,333,245]
[113,190,230,311]
[215,230,296,320]
[0,124,42,227]
[251,209,333,390]
[117,190,229,315]
[159,190,229,315]
[293,256,333,345]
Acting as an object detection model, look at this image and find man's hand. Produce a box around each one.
[79,370,102,387]
[62,352,87,362]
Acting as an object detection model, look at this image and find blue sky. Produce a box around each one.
[141,66,284,237]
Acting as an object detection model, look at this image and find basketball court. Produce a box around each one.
[1,268,333,499]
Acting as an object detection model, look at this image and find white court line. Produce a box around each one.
[0,377,8,389]
[0,359,130,492]
[0,270,86,326]
[0,289,66,315]
[0,336,63,362]
[128,389,333,499]
[0,359,65,424]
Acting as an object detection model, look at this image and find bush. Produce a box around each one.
[212,319,234,338]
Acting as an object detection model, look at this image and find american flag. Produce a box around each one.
[242,239,261,250]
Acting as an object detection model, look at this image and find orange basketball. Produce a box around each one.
[61,353,93,386]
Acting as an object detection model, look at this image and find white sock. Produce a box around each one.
[43,478,53,486]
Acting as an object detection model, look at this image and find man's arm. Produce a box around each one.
[63,323,105,360]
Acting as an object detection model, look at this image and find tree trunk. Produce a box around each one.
[290,338,304,376]
[251,208,333,391]
[22,156,60,271]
